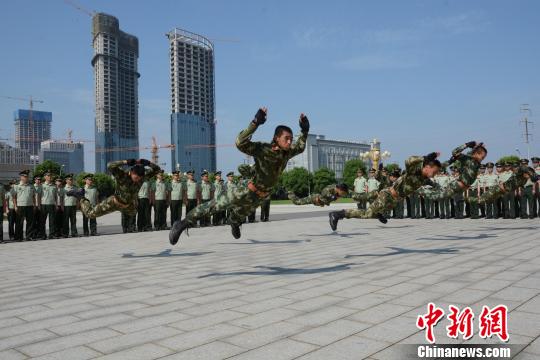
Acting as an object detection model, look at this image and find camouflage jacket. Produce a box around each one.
[351,189,379,202]
[449,144,481,187]
[289,185,339,206]
[391,156,435,199]
[108,160,161,205]
[503,166,535,192]
[236,121,307,193]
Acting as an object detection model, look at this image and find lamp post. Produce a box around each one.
[360,139,391,169]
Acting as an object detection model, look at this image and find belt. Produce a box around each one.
[247,182,269,199]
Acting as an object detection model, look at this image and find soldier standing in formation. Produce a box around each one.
[519,158,535,218]
[152,170,170,230]
[54,177,65,237]
[32,176,43,239]
[212,171,226,225]
[185,171,199,215]
[137,180,151,231]
[0,183,5,243]
[199,171,214,227]
[483,163,499,219]
[533,157,540,217]
[40,172,58,239]
[353,169,367,210]
[170,171,185,226]
[82,174,99,236]
[63,174,79,237]
[13,170,35,241]
[6,181,16,241]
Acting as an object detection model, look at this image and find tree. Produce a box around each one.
[313,167,336,193]
[33,160,62,178]
[498,155,520,164]
[342,159,367,188]
[384,163,401,173]
[282,167,312,197]
[75,172,116,199]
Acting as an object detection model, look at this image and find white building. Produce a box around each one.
[0,141,32,182]
[40,140,84,175]
[287,134,371,179]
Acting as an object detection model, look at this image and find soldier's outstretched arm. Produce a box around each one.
[289,113,309,157]
[404,156,424,171]
[143,160,162,178]
[236,108,267,156]
[107,160,129,178]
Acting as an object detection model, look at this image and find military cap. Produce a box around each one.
[480,164,486,169]
[19,169,30,176]
[495,162,502,167]
[83,174,94,180]
[55,177,63,182]
[226,171,234,177]
[486,162,494,168]
[186,170,194,175]
[201,170,209,176]
[520,158,529,164]
[43,171,52,176]
[65,173,74,179]
[215,171,222,176]
[503,162,511,167]
[531,157,539,162]
[171,170,179,175]
[33,175,41,181]
[369,168,376,173]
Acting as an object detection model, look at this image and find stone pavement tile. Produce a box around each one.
[109,312,189,334]
[347,303,414,324]
[376,282,425,296]
[387,290,441,307]
[227,338,318,360]
[332,284,385,298]
[93,343,172,360]
[141,292,203,306]
[0,297,67,311]
[231,297,294,314]
[287,306,356,327]
[0,349,27,360]
[229,308,301,330]
[19,303,97,322]
[522,337,540,355]
[490,271,530,282]
[295,336,390,360]
[0,305,48,320]
[491,286,539,302]
[88,325,183,354]
[129,301,194,317]
[340,293,394,310]
[291,319,371,346]
[31,346,102,360]
[513,352,539,360]
[514,276,540,290]
[468,278,514,292]
[223,321,307,349]
[506,311,540,337]
[158,324,245,352]
[49,314,135,336]
[285,295,344,312]
[516,295,540,314]
[16,328,121,357]
[0,317,25,328]
[236,288,293,302]
[428,281,468,294]
[368,276,415,288]
[45,294,112,309]
[169,310,245,331]
[0,330,57,352]
[158,341,245,360]
[92,292,156,307]
[187,290,246,305]
[181,299,247,317]
[357,316,420,343]
[439,288,492,305]
[0,315,79,338]
[76,303,147,319]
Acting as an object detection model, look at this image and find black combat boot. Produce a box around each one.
[329,210,346,231]
[231,223,241,239]
[169,219,189,245]
[66,188,85,199]
[376,213,388,224]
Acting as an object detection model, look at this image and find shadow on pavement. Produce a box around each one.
[300,232,369,238]
[345,246,461,258]
[417,233,497,241]
[199,263,359,278]
[461,226,538,232]
[218,239,312,245]
[122,249,213,258]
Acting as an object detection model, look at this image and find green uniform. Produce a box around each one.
[435,174,451,219]
[199,180,214,226]
[520,176,534,218]
[345,156,434,219]
[137,181,152,231]
[55,185,65,237]
[185,120,307,226]
[40,182,57,238]
[32,183,44,238]
[483,172,499,218]
[421,186,435,219]
[477,167,535,205]
[534,166,540,217]
[14,182,35,240]
[63,184,79,237]
[185,179,199,215]
[152,179,169,230]
[170,180,185,225]
[79,160,161,219]
[0,186,4,242]
[213,180,226,225]
[498,170,515,218]
[468,179,480,219]
[83,185,99,235]
[353,176,367,210]
[289,185,340,206]
[6,189,16,240]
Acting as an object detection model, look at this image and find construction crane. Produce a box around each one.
[94,137,176,165]
[1,95,45,155]
[63,0,95,17]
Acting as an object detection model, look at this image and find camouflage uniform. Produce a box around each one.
[79,160,161,219]
[475,166,536,205]
[289,185,340,206]
[344,156,434,219]
[212,178,226,225]
[353,175,367,210]
[185,121,307,226]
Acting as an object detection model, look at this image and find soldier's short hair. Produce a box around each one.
[425,159,442,168]
[131,164,146,177]
[274,125,293,139]
[472,144,487,155]
[336,183,349,192]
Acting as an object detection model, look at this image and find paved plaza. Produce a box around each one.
[0,204,539,359]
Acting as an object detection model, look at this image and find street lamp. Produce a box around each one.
[360,139,391,169]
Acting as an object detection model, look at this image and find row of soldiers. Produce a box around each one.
[0,171,99,242]
[350,157,540,219]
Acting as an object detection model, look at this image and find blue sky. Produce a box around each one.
[1,0,539,173]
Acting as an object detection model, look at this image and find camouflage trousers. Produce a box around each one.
[468,185,505,206]
[351,190,378,203]
[289,193,327,207]
[185,187,262,226]
[344,189,398,219]
[428,179,462,201]
[80,196,137,219]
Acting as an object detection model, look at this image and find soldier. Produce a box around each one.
[353,169,367,210]
[366,169,380,206]
[170,107,309,243]
[32,176,44,239]
[66,159,161,223]
[329,152,441,230]
[40,172,58,239]
[62,174,79,237]
[82,174,99,236]
[0,183,5,243]
[477,164,487,218]
[13,170,36,241]
[289,184,349,207]
[475,165,537,206]
[54,177,65,237]
[389,170,404,218]
[170,171,185,226]
[435,169,451,219]
[237,164,256,223]
[468,174,481,219]
[225,171,236,221]
[5,181,17,241]
[451,168,465,219]
[199,171,214,227]
[137,180,152,231]
[483,162,499,219]
[519,158,535,218]
[533,157,540,217]
[494,163,505,217]
[260,196,271,222]
[419,185,435,219]
[212,171,226,225]
[185,171,199,215]
[152,170,170,230]
[499,162,515,219]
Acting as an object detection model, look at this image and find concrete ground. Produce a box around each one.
[0,204,539,359]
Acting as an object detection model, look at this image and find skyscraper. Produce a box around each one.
[14,109,52,156]
[40,140,85,175]
[167,28,216,174]
[92,13,139,173]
